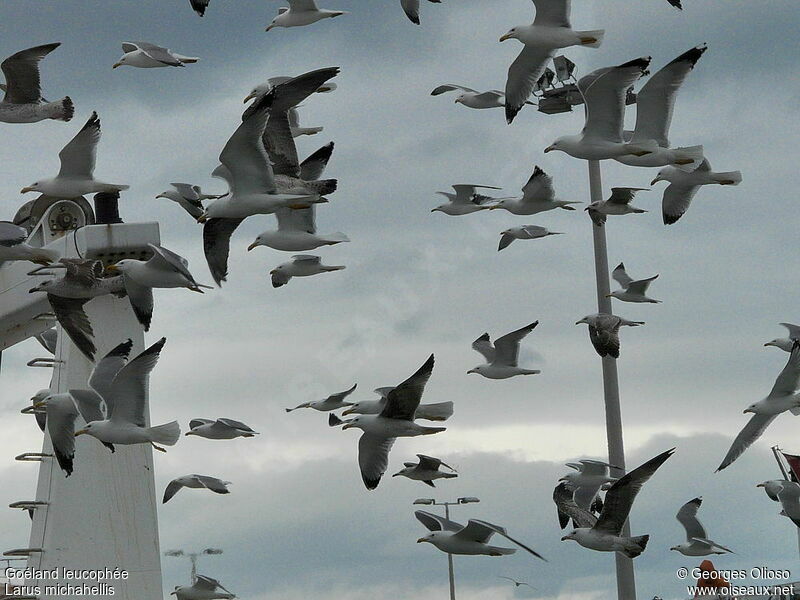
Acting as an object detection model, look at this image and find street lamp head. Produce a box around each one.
[458,497,480,504]
[202,548,223,555]
[164,550,185,557]
[413,498,435,505]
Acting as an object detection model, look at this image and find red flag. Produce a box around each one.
[781,451,800,483]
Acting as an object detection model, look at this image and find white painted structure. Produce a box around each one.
[1,200,164,600]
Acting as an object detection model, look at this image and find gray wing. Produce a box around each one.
[471,333,495,362]
[431,84,478,95]
[505,45,553,124]
[595,448,675,534]
[553,482,597,528]
[588,322,619,359]
[0,221,28,246]
[1,43,60,104]
[498,232,516,252]
[493,321,538,367]
[612,263,633,288]
[68,389,106,424]
[194,575,224,591]
[358,434,395,490]
[632,45,706,147]
[46,394,79,476]
[716,413,778,471]
[203,218,244,286]
[245,67,339,118]
[401,0,421,24]
[189,418,215,429]
[217,418,256,433]
[162,480,185,504]
[416,454,442,471]
[189,0,210,16]
[415,510,463,533]
[662,183,700,225]
[468,519,547,561]
[521,166,555,202]
[148,244,199,285]
[627,275,658,295]
[123,274,153,331]
[676,497,707,540]
[275,207,315,233]
[107,338,166,427]
[532,0,571,27]
[264,111,300,177]
[130,41,183,66]
[573,485,602,511]
[768,341,800,397]
[170,183,201,201]
[221,92,277,196]
[89,339,133,400]
[607,187,646,205]
[327,383,357,403]
[35,328,58,354]
[780,323,800,340]
[194,475,231,494]
[48,295,95,360]
[299,142,334,180]
[380,354,434,420]
[579,58,650,142]
[57,112,100,179]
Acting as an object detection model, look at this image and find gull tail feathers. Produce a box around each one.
[324,232,350,244]
[147,421,181,446]
[621,535,649,558]
[416,401,454,421]
[714,171,742,185]
[671,145,704,169]
[323,265,346,272]
[97,183,130,193]
[420,426,446,435]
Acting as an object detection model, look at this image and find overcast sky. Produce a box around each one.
[1,0,799,598]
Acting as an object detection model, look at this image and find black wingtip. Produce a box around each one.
[672,44,707,68]
[663,212,681,225]
[618,57,652,72]
[106,339,134,359]
[505,103,519,125]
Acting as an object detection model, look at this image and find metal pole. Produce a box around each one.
[587,159,636,600]
[444,504,455,600]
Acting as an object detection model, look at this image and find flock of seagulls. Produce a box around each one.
[4,0,792,596]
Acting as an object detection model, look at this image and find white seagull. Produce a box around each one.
[107,244,212,331]
[171,574,235,600]
[247,206,349,252]
[651,158,742,225]
[765,323,800,353]
[341,388,453,422]
[430,85,526,110]
[0,43,73,123]
[576,314,644,359]
[286,383,357,412]
[392,454,458,487]
[415,511,546,560]
[468,321,541,379]
[544,57,657,159]
[73,338,181,452]
[585,187,648,226]
[559,448,674,557]
[265,0,347,31]
[488,166,579,215]
[0,221,59,265]
[615,45,708,169]
[269,255,345,288]
[758,480,800,527]
[670,497,734,556]
[717,341,800,471]
[20,112,129,198]
[186,418,259,440]
[32,392,80,476]
[162,474,231,504]
[498,225,562,251]
[156,183,223,220]
[609,263,660,304]
[431,184,507,215]
[500,0,604,123]
[113,42,198,69]
[559,459,618,512]
[341,355,445,490]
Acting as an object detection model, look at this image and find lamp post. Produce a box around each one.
[413,497,480,600]
[164,548,223,584]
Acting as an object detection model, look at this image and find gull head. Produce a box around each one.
[244,83,268,103]
[341,403,360,416]
[105,259,132,275]
[466,366,482,375]
[20,182,42,194]
[417,533,435,544]
[544,138,568,154]
[31,389,51,405]
[112,56,129,69]
[651,169,668,185]
[29,280,54,294]
[561,530,578,542]
[392,467,412,478]
[155,191,176,201]
[487,199,506,210]
[341,416,363,431]
[575,316,590,325]
[499,28,519,42]
[247,236,265,252]
[743,404,757,414]
[431,206,443,213]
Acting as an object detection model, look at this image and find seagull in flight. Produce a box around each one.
[468,321,541,379]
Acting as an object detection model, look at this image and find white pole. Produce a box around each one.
[444,504,455,600]
[588,160,636,600]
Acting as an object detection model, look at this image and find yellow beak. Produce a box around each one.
[20,186,34,193]
[247,242,257,252]
[74,429,88,437]
[197,215,208,224]
[756,483,765,488]
[416,538,426,543]
[243,93,256,103]
[32,401,46,408]
[650,178,659,185]
[342,423,354,430]
[342,407,354,416]
[112,62,122,69]
[544,145,555,153]
[499,33,513,42]
[105,264,119,273]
